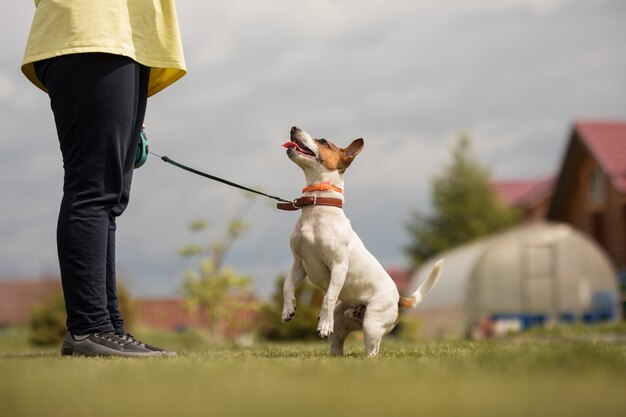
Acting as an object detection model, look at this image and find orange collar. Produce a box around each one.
[302,183,343,193]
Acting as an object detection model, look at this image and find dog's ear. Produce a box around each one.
[339,138,364,171]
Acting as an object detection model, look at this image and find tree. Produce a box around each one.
[405,134,518,268]
[178,218,253,342]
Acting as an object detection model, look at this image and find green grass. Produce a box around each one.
[1,327,625,417]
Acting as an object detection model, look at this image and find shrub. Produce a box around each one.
[28,282,137,346]
[29,293,66,346]
[257,276,324,341]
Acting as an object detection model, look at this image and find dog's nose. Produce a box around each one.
[291,126,300,134]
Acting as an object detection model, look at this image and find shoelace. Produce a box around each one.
[93,332,131,346]
[115,332,146,348]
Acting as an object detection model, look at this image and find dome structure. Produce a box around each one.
[409,222,621,339]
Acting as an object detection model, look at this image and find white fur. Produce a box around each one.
[281,127,443,357]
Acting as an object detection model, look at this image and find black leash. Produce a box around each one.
[149,151,292,204]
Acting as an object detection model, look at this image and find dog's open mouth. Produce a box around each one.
[283,141,316,157]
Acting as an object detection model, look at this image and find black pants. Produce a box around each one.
[35,53,149,335]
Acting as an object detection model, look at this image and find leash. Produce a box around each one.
[138,128,342,211]
[148,151,293,204]
[150,151,343,211]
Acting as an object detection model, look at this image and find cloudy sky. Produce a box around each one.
[1,0,625,299]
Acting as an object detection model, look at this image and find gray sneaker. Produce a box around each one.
[60,331,163,358]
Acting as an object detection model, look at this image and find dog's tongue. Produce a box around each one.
[283,141,315,157]
[283,142,309,154]
[283,141,299,150]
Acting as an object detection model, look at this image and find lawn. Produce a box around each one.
[1,327,625,417]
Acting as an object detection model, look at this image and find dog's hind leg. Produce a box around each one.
[282,259,306,322]
[362,302,397,358]
[329,302,363,356]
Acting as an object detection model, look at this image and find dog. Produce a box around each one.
[281,126,443,357]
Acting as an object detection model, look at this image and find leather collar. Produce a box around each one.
[277,196,343,211]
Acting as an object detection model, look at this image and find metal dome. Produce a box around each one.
[409,222,621,338]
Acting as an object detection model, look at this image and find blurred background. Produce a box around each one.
[1,0,625,345]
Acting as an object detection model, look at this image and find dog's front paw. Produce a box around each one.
[317,317,334,338]
[281,304,296,322]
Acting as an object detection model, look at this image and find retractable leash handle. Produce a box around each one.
[134,127,149,169]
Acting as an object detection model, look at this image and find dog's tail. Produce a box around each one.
[398,259,443,309]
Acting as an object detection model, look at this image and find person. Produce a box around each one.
[21,0,186,357]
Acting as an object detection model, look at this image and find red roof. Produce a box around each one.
[576,121,626,193]
[492,177,554,207]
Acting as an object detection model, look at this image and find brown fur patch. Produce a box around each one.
[316,140,343,171]
[315,138,364,173]
[398,295,417,309]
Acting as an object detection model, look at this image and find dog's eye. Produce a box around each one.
[319,139,329,147]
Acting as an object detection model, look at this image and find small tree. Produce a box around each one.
[405,134,518,268]
[179,218,253,342]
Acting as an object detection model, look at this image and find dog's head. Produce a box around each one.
[283,127,364,177]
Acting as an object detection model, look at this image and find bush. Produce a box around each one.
[29,293,66,346]
[257,276,324,341]
[28,282,137,346]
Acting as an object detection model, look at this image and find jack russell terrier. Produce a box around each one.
[281,126,443,357]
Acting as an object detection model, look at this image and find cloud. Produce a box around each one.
[2,0,625,299]
[459,0,570,16]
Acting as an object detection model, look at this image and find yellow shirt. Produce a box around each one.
[22,0,186,97]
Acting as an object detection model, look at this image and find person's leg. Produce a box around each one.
[107,65,150,334]
[35,53,147,335]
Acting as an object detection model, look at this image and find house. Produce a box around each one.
[493,121,626,318]
[547,121,626,276]
[0,277,259,339]
[135,295,260,339]
[135,298,209,331]
[0,278,61,326]
[387,267,413,295]
[492,176,554,222]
